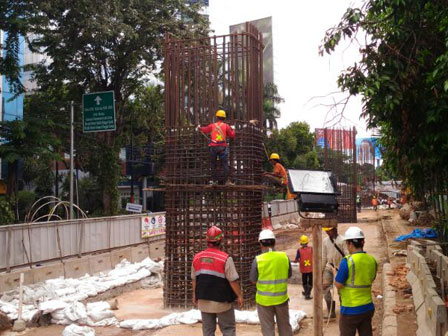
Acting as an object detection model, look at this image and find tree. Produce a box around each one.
[321,1,448,233]
[263,83,284,130]
[265,121,319,169]
[23,0,209,215]
[0,1,44,94]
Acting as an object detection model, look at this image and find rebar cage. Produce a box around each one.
[164,24,264,308]
[317,127,358,223]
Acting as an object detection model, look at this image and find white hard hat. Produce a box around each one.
[259,229,276,241]
[342,227,365,240]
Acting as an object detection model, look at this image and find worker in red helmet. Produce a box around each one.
[192,226,243,336]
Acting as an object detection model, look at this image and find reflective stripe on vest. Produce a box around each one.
[256,251,289,306]
[211,122,226,144]
[340,253,377,308]
[193,248,228,278]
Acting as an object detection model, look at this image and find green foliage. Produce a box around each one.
[321,0,448,202]
[15,190,37,221]
[6,0,210,215]
[0,197,15,225]
[265,122,318,169]
[263,83,284,130]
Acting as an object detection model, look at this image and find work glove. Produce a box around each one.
[230,125,235,131]
[195,125,200,132]
[249,119,258,125]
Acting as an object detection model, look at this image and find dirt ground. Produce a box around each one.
[2,209,419,336]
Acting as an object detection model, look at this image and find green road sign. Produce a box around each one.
[83,91,116,132]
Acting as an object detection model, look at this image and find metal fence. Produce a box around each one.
[0,213,165,272]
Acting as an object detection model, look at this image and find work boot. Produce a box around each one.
[225,180,235,186]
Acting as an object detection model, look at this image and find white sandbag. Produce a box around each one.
[62,324,95,336]
[64,302,87,322]
[38,300,69,314]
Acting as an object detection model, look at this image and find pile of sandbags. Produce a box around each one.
[0,258,163,327]
[120,309,307,332]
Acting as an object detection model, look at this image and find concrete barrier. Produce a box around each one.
[88,253,112,275]
[407,242,448,336]
[149,241,165,259]
[110,247,133,267]
[0,242,157,293]
[33,262,64,283]
[63,258,90,279]
[382,263,397,336]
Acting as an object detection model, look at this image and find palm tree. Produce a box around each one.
[263,83,284,131]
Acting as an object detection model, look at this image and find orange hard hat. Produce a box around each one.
[206,226,223,242]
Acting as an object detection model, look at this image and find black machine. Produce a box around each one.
[287,169,339,214]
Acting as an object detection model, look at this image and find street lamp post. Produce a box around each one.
[70,101,74,219]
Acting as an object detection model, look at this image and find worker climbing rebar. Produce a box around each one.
[263,153,294,200]
[196,110,235,185]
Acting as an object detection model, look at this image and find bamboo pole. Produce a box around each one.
[312,221,323,336]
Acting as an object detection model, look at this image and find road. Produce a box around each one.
[4,209,403,336]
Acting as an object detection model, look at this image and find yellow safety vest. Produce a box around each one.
[256,251,289,306]
[340,253,377,308]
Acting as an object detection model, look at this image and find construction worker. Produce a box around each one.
[335,227,377,336]
[371,195,378,210]
[192,226,243,336]
[197,109,235,185]
[250,229,293,336]
[294,235,313,300]
[322,226,348,319]
[263,153,294,200]
[356,194,361,213]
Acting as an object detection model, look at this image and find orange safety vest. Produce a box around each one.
[299,246,313,273]
[210,122,227,144]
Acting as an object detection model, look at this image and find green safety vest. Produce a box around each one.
[340,253,377,308]
[256,251,290,306]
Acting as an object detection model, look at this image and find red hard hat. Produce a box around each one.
[206,226,223,242]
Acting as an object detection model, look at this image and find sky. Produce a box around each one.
[208,0,370,137]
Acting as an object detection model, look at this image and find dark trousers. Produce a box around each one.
[209,146,229,182]
[339,310,374,336]
[302,272,313,297]
[201,308,236,336]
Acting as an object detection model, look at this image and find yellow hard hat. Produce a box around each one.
[323,227,334,232]
[269,153,280,160]
[216,110,226,118]
[299,235,309,245]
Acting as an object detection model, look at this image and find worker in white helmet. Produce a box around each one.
[335,227,377,336]
[250,229,293,336]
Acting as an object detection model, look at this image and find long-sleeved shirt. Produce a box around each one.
[322,234,348,271]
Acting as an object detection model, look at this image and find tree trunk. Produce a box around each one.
[98,144,120,216]
[6,161,17,197]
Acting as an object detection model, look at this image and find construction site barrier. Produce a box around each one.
[0,213,165,273]
[407,240,448,336]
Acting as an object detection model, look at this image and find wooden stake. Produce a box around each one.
[312,222,323,336]
[18,273,24,320]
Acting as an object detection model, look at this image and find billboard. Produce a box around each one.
[230,16,273,84]
[315,128,354,150]
[355,137,382,165]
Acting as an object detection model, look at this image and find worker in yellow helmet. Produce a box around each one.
[263,153,294,200]
[196,109,235,185]
[294,235,313,300]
